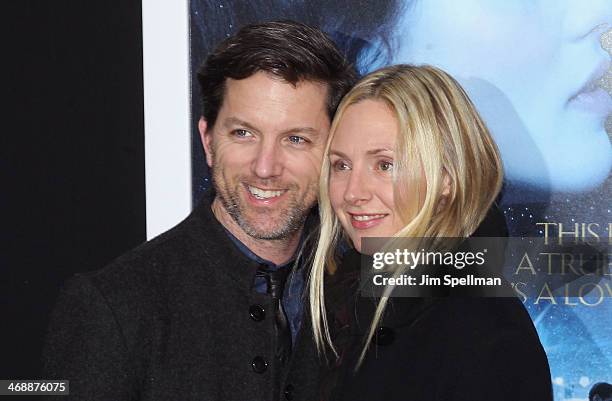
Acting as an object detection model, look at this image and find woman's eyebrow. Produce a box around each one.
[366,147,393,155]
[329,149,349,158]
[329,147,393,158]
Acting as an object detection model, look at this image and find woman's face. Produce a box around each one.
[328,100,407,252]
[393,0,612,192]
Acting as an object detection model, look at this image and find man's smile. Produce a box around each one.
[246,184,287,200]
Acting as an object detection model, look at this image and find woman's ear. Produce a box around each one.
[441,172,452,197]
[436,171,452,213]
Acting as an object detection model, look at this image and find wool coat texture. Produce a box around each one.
[42,191,320,401]
[322,206,554,401]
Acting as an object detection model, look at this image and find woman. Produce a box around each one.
[309,65,552,400]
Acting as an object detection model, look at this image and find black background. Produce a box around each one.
[3,1,146,379]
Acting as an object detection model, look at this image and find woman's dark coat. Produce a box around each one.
[324,207,553,401]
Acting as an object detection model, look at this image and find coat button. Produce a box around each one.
[372,326,395,346]
[251,356,268,373]
[284,384,294,400]
[249,305,265,321]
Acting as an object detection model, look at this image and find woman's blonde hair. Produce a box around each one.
[309,64,503,364]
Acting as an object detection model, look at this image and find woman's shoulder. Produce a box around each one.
[438,296,530,320]
[410,296,538,339]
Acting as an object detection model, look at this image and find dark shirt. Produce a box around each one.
[222,228,305,344]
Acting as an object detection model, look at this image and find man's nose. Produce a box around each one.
[252,140,283,179]
[343,167,372,205]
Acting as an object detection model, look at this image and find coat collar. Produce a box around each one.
[184,189,259,290]
[330,203,509,331]
[184,188,318,290]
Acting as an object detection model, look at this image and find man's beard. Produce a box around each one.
[212,167,315,241]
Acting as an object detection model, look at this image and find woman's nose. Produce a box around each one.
[343,168,372,205]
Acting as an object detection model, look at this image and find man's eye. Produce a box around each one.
[233,129,253,138]
[379,161,393,172]
[288,135,307,145]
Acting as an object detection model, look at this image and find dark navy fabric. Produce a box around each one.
[223,228,305,344]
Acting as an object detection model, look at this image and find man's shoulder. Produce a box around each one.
[71,200,237,306]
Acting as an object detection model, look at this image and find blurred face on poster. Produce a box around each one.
[393,0,612,192]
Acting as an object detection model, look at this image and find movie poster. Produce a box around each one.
[189,2,611,400]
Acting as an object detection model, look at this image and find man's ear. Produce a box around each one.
[199,117,213,168]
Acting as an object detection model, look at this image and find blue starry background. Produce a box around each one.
[188,4,612,400]
[501,179,611,401]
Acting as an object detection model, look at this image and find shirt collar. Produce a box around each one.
[221,225,307,271]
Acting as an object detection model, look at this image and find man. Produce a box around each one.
[43,21,356,401]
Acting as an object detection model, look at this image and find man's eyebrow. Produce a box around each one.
[222,117,261,133]
[223,117,321,137]
[280,127,321,137]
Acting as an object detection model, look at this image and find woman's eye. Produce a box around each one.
[288,135,307,145]
[333,160,350,171]
[379,161,393,172]
[233,129,252,138]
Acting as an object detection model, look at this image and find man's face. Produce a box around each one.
[201,71,330,240]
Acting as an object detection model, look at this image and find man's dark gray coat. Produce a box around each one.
[42,192,320,401]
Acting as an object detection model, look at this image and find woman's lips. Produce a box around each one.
[568,87,612,117]
[349,213,388,230]
[567,60,612,118]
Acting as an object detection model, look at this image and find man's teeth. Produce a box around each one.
[248,186,284,199]
[352,214,386,221]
